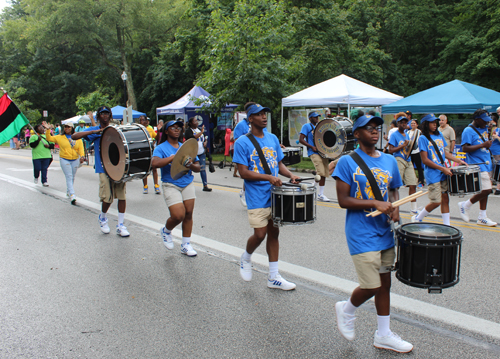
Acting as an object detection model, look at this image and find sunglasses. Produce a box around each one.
[362,125,381,132]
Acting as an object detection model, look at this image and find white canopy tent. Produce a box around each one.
[281,74,403,141]
[61,115,91,125]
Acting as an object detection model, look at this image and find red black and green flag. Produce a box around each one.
[0,93,29,144]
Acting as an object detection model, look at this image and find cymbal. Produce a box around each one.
[170,138,199,180]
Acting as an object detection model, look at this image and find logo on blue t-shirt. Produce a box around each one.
[250,147,278,174]
[353,167,390,205]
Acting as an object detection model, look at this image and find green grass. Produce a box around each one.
[210,153,316,171]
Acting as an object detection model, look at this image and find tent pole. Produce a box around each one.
[280,104,284,144]
[348,103,351,119]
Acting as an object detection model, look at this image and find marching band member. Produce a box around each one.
[388,115,418,214]
[458,110,497,226]
[411,114,466,224]
[152,120,201,256]
[233,103,300,290]
[333,115,413,353]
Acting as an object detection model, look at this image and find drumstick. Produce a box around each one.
[366,191,428,217]
[293,175,321,182]
[467,161,490,165]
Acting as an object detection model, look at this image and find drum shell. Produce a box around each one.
[100,124,153,183]
[282,147,303,166]
[447,165,481,196]
[396,223,462,290]
[493,162,500,182]
[271,185,316,226]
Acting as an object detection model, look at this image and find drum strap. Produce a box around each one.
[246,133,272,175]
[470,125,493,157]
[423,134,445,166]
[349,151,384,201]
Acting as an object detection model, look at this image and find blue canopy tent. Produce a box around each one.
[382,80,500,114]
[111,105,147,120]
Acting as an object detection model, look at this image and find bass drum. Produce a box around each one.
[396,223,462,294]
[100,124,153,183]
[313,117,355,159]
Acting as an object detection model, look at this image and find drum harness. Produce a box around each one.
[423,134,445,166]
[469,125,493,162]
[350,151,401,272]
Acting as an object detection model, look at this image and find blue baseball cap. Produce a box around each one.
[421,114,439,122]
[353,115,384,132]
[474,112,492,122]
[246,104,271,117]
[396,115,408,122]
[308,111,321,118]
[165,119,184,129]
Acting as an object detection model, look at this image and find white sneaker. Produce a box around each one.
[180,243,197,257]
[458,201,470,222]
[98,214,110,234]
[239,253,252,281]
[477,218,497,227]
[160,227,174,250]
[239,188,247,207]
[411,213,421,223]
[70,194,76,205]
[335,301,355,341]
[42,182,49,187]
[34,178,38,184]
[318,194,331,202]
[374,331,413,353]
[116,224,130,237]
[267,274,296,290]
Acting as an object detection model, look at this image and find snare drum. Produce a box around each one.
[271,183,316,226]
[396,223,462,294]
[282,147,303,166]
[447,165,481,196]
[314,117,355,159]
[100,124,153,183]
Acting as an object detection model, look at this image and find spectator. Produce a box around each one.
[139,115,160,194]
[439,115,456,153]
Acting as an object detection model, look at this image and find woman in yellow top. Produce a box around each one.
[43,121,85,204]
[139,115,160,194]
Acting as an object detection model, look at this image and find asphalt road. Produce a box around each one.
[1,147,500,358]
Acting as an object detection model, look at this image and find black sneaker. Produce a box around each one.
[494,190,500,195]
[203,186,212,192]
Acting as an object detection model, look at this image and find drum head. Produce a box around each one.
[398,223,462,243]
[313,118,353,159]
[451,165,480,174]
[100,126,127,182]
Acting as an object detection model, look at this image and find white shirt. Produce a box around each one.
[193,128,205,155]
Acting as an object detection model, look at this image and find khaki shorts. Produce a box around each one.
[162,182,196,208]
[428,180,448,203]
[396,156,418,186]
[99,173,126,203]
[351,248,395,289]
[480,171,492,190]
[310,154,329,178]
[247,207,272,228]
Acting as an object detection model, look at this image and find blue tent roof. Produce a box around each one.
[111,106,147,120]
[156,86,238,115]
[382,80,500,114]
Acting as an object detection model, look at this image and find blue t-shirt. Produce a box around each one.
[418,133,448,185]
[300,123,317,156]
[153,141,199,188]
[233,132,284,210]
[490,127,500,155]
[84,125,105,173]
[332,149,403,255]
[461,125,492,172]
[234,119,250,140]
[388,130,411,161]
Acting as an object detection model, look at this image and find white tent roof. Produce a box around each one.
[282,74,402,107]
[61,115,91,125]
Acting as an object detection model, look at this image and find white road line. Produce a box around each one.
[1,172,500,341]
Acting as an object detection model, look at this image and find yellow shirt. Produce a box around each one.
[45,130,84,160]
[146,125,156,139]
